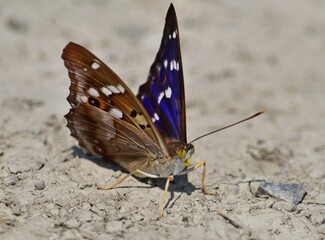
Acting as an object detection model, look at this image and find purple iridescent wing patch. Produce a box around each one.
[137,4,187,143]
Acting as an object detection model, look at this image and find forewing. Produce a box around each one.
[62,42,168,157]
[137,4,187,143]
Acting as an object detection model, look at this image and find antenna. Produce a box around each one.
[189,110,265,144]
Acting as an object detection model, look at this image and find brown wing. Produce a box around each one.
[62,42,169,158]
[66,104,158,156]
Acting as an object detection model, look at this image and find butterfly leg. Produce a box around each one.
[159,175,174,219]
[97,169,158,190]
[196,160,214,195]
[181,160,214,195]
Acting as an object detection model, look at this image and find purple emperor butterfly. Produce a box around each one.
[62,4,263,218]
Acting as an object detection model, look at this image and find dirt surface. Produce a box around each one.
[1,1,325,239]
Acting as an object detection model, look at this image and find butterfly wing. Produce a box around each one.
[137,4,187,144]
[62,42,169,161]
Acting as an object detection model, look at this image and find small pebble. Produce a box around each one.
[113,170,122,178]
[35,180,45,190]
[5,175,18,186]
[35,161,45,170]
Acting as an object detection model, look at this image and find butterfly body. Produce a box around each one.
[102,142,194,178]
[62,4,212,218]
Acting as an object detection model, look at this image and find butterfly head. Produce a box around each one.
[176,143,194,167]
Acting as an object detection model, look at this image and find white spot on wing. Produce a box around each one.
[158,92,164,104]
[80,95,88,103]
[101,87,112,96]
[88,87,100,97]
[110,108,123,119]
[170,60,177,71]
[117,84,125,93]
[154,113,159,121]
[106,118,116,139]
[172,30,176,39]
[168,34,171,39]
[152,117,156,123]
[91,62,100,69]
[165,87,172,98]
[107,85,120,94]
[164,59,168,68]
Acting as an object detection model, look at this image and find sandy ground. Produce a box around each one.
[1,0,325,239]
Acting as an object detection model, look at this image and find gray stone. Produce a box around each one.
[5,175,18,186]
[256,182,307,206]
[35,180,45,190]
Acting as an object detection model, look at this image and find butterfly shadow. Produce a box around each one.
[153,174,197,211]
[71,146,197,205]
[71,146,125,174]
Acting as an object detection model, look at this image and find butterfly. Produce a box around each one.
[62,3,263,218]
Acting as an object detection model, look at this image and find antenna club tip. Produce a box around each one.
[259,110,266,114]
